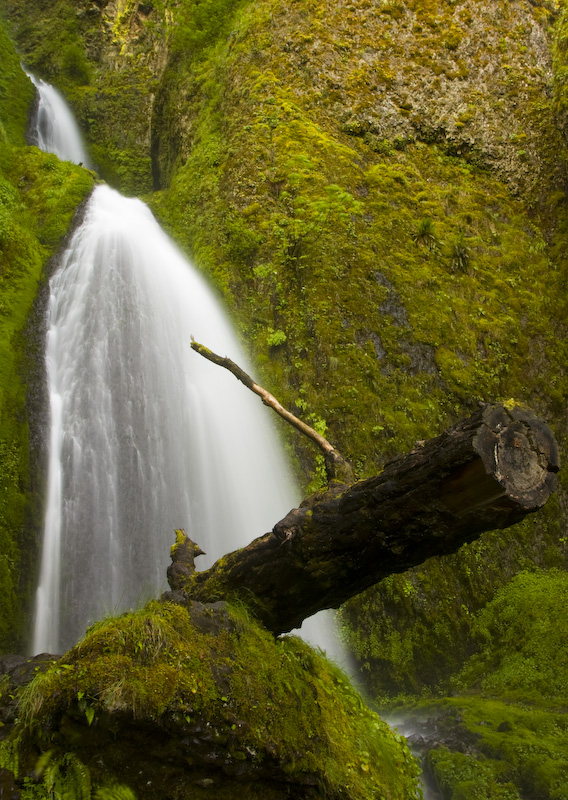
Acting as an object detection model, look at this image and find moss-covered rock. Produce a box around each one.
[0,600,422,799]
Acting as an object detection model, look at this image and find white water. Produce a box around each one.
[27,73,91,168]
[28,73,349,667]
[33,184,298,653]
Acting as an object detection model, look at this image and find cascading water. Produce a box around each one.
[27,74,299,653]
[33,182,301,654]
[26,73,91,168]
[28,70,426,795]
[28,73,348,666]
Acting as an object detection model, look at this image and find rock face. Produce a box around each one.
[0,1,568,795]
[0,601,422,799]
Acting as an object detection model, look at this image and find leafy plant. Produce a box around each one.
[411,217,440,251]
[95,784,138,800]
[43,753,91,800]
[266,328,287,347]
[450,231,471,272]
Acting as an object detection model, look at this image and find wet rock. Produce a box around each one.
[0,767,19,800]
[0,654,58,742]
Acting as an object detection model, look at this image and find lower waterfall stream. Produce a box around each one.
[33,183,299,654]
[28,75,345,664]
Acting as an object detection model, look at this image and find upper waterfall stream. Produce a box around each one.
[27,73,92,168]
[28,74,344,662]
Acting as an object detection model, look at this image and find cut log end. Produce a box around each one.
[442,404,559,516]
[477,404,559,508]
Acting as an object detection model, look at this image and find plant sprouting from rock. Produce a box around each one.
[274,153,362,265]
[450,231,471,273]
[411,216,440,252]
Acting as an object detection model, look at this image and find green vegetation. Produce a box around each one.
[0,600,422,799]
[0,17,94,648]
[390,570,568,799]
[2,0,165,195]
[146,0,568,487]
[452,568,568,703]
[1,0,568,796]
[339,489,568,699]
[0,19,34,145]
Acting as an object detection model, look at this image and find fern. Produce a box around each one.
[43,753,91,800]
[95,784,138,800]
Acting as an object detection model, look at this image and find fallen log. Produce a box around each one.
[172,402,559,635]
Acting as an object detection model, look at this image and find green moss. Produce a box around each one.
[0,19,35,145]
[420,696,568,800]
[1,0,162,194]
[382,570,568,798]
[142,0,566,487]
[452,568,568,704]
[0,21,94,648]
[2,600,422,799]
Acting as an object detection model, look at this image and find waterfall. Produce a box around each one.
[29,74,347,664]
[34,183,299,653]
[26,73,91,168]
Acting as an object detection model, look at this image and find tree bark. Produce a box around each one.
[173,403,559,635]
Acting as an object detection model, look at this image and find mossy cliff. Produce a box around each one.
[7,0,566,689]
[2,0,568,796]
[0,600,422,799]
[149,0,568,713]
[0,18,94,651]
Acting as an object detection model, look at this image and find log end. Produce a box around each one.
[443,403,559,515]
[478,403,559,509]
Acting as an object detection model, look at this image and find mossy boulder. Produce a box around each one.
[0,600,422,799]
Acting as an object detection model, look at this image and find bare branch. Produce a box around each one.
[190,339,354,483]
